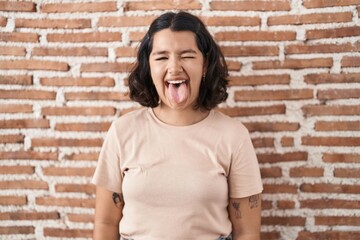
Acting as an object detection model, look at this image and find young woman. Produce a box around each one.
[92,11,263,240]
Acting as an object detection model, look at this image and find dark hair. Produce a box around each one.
[128,11,228,111]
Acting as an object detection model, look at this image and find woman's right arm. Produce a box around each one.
[93,186,123,240]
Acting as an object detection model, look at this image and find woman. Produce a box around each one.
[92,11,263,240]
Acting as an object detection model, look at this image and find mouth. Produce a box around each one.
[166,79,188,88]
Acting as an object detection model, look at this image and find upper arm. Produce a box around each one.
[228,193,262,240]
[93,186,123,239]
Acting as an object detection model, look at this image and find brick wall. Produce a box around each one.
[0,0,359,239]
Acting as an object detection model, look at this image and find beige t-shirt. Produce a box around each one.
[92,108,263,240]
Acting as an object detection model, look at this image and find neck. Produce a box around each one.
[153,105,210,126]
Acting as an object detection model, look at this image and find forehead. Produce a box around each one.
[151,29,200,53]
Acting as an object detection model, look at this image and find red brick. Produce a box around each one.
[31,138,103,147]
[0,59,69,71]
[215,31,296,41]
[202,16,260,26]
[228,74,290,86]
[263,184,298,194]
[124,1,202,11]
[98,16,156,27]
[0,17,6,27]
[55,122,111,132]
[297,231,360,240]
[40,77,114,86]
[129,31,145,42]
[304,73,360,84]
[261,232,281,240]
[307,26,360,40]
[0,211,59,220]
[0,46,26,56]
[302,136,360,146]
[318,89,360,100]
[253,58,333,69]
[36,197,95,208]
[81,62,133,73]
[116,47,137,58]
[334,168,360,178]
[42,106,115,116]
[281,137,294,147]
[316,216,360,226]
[0,75,32,85]
[252,138,275,148]
[0,151,58,160]
[323,153,359,163]
[302,105,360,116]
[226,61,242,71]
[43,167,94,177]
[0,32,39,42]
[0,166,34,175]
[0,135,24,144]
[65,91,130,101]
[218,105,286,117]
[262,200,273,210]
[0,226,34,235]
[47,32,121,42]
[41,2,117,13]
[210,0,290,11]
[342,56,360,67]
[68,213,93,223]
[303,0,360,8]
[260,167,282,178]
[277,200,295,209]
[300,183,360,194]
[221,46,278,57]
[315,121,360,131]
[55,184,95,194]
[262,217,305,226]
[257,152,308,163]
[33,47,107,57]
[0,180,48,190]
[289,167,324,177]
[0,196,27,205]
[43,228,93,238]
[0,90,55,100]
[286,42,360,54]
[268,12,352,25]
[64,152,99,161]
[235,89,313,101]
[0,119,49,129]
[300,199,360,209]
[16,18,91,29]
[0,1,36,12]
[0,104,32,113]
[245,122,299,132]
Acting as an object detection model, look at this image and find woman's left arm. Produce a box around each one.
[228,193,262,240]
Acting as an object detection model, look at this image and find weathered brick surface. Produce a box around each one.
[0,1,359,239]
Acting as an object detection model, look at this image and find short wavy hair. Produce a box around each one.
[128,11,228,111]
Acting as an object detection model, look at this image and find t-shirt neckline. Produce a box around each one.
[147,107,214,130]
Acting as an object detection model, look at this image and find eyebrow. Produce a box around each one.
[151,49,198,56]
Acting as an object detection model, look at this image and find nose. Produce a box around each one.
[168,57,183,75]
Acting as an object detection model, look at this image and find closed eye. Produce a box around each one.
[182,56,195,59]
[155,57,168,61]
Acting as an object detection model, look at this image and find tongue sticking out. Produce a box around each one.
[168,82,188,104]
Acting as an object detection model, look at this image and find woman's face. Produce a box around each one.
[149,29,205,111]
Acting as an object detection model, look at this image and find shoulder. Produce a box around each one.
[212,110,249,134]
[111,107,149,132]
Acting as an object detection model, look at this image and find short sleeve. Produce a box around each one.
[228,128,263,198]
[91,122,123,193]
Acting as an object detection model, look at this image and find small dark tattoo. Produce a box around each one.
[112,192,124,208]
[231,201,241,219]
[249,194,259,209]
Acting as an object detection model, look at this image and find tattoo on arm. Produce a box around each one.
[112,192,124,208]
[231,201,241,219]
[249,194,259,209]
